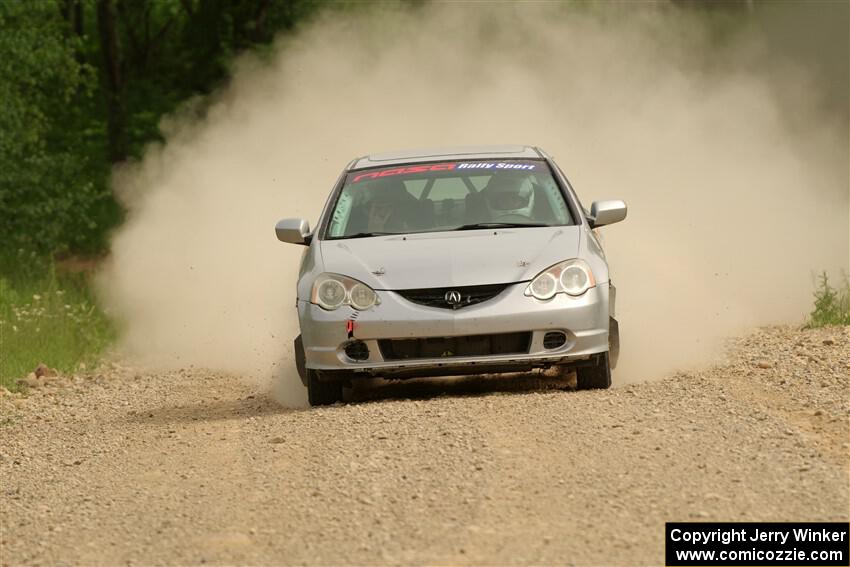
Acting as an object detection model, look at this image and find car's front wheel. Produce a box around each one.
[306,369,343,406]
[608,317,620,370]
[294,335,307,386]
[576,352,612,390]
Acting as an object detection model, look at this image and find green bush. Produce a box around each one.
[808,271,850,328]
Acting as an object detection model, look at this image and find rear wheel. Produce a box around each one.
[306,369,343,406]
[576,352,612,390]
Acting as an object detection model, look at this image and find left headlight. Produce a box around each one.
[524,259,596,300]
[311,273,379,311]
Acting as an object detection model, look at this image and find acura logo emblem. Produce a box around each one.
[445,290,462,305]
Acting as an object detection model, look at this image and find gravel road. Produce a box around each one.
[1,326,848,566]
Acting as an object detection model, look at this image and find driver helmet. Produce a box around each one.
[360,177,411,231]
[482,173,535,217]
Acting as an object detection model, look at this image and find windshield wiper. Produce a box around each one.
[332,231,396,240]
[453,222,549,231]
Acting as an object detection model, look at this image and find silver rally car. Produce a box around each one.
[276,145,627,405]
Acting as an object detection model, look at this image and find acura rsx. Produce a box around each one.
[275,145,627,405]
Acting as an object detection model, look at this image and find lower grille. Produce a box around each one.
[395,283,510,310]
[379,332,531,361]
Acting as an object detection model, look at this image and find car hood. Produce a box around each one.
[319,226,582,290]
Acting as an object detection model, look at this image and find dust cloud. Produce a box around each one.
[97,2,849,406]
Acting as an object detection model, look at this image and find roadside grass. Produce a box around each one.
[0,253,114,391]
[807,271,850,328]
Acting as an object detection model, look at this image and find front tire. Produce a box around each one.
[307,369,343,406]
[576,352,612,390]
[608,317,620,370]
[294,335,307,386]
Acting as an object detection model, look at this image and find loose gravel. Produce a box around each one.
[1,325,847,566]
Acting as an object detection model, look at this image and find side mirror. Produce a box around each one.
[275,218,312,245]
[589,200,627,228]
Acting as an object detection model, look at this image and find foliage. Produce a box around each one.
[0,0,378,386]
[0,252,115,391]
[807,272,850,328]
[0,0,332,259]
[0,1,113,255]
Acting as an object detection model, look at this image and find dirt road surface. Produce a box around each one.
[1,326,848,566]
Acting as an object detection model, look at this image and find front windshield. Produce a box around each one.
[325,159,574,239]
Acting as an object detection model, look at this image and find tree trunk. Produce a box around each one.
[253,0,272,42]
[96,0,128,163]
[73,0,83,37]
[60,0,83,38]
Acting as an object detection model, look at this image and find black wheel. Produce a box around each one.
[576,352,612,390]
[294,335,307,385]
[307,369,343,406]
[608,317,620,370]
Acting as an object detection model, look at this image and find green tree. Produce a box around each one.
[0,0,331,261]
[0,1,110,258]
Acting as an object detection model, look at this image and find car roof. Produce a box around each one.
[348,145,545,170]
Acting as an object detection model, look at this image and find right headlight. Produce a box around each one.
[524,259,596,300]
[311,273,379,311]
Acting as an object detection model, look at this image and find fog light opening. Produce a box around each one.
[344,340,370,361]
[543,331,567,350]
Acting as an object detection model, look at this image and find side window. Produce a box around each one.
[535,175,572,225]
[402,179,427,199]
[426,178,470,201]
[469,175,490,191]
[550,163,580,224]
[426,178,471,227]
[327,191,353,237]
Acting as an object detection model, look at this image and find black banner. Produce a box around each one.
[666,522,849,566]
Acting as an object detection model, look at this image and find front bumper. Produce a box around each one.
[298,281,610,376]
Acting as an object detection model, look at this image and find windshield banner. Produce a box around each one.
[351,161,537,183]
